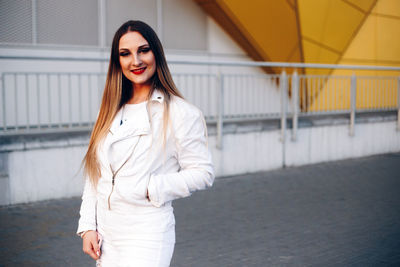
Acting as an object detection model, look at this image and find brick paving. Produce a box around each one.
[1,153,400,266]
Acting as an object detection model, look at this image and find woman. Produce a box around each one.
[77,20,214,266]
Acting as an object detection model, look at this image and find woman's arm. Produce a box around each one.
[76,177,97,235]
[147,106,214,207]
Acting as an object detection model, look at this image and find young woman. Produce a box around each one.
[77,20,214,266]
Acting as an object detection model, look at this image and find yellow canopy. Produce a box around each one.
[195,0,400,76]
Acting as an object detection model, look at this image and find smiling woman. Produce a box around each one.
[118,32,156,101]
[76,20,214,267]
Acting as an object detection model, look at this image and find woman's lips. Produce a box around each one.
[131,67,146,75]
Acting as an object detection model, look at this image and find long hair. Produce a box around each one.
[83,20,183,186]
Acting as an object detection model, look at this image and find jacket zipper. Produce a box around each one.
[107,175,115,210]
[107,135,142,210]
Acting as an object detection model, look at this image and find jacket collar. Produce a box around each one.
[108,88,164,136]
[150,88,164,104]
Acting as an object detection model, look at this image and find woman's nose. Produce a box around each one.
[132,54,142,66]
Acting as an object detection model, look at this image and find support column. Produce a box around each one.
[350,74,357,136]
[280,70,287,167]
[216,70,224,149]
[291,71,299,141]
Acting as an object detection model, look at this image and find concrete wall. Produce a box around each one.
[1,117,399,205]
[285,121,400,166]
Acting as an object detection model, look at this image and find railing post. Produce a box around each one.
[350,74,357,136]
[1,73,6,132]
[14,74,18,130]
[280,70,287,167]
[216,71,224,149]
[397,76,400,131]
[291,70,299,141]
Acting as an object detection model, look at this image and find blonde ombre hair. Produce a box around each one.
[83,20,183,186]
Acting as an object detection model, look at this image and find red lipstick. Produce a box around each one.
[131,67,146,75]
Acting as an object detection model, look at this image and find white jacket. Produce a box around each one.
[77,89,215,235]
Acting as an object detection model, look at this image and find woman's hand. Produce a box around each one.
[82,230,100,260]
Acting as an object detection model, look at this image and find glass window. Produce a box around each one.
[37,0,99,46]
[0,0,32,43]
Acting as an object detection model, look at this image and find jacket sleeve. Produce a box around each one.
[76,176,97,235]
[147,107,214,207]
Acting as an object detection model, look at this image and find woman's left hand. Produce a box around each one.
[82,230,101,260]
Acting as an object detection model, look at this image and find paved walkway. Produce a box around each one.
[1,153,400,266]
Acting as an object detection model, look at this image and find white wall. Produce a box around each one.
[2,119,399,205]
[285,121,400,166]
[8,145,85,204]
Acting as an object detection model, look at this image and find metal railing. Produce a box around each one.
[1,72,105,134]
[1,59,400,151]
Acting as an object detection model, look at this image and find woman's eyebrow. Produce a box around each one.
[119,44,149,51]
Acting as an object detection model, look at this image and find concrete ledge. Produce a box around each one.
[0,131,90,152]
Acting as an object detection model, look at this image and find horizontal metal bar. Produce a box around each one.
[169,60,400,71]
[0,55,108,62]
[2,71,105,76]
[0,126,94,137]
[173,73,218,77]
[1,54,400,71]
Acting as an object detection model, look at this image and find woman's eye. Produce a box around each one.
[139,48,150,53]
[119,52,129,57]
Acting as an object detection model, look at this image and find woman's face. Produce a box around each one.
[119,31,156,88]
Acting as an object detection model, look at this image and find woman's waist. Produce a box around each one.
[96,199,175,239]
[96,196,173,214]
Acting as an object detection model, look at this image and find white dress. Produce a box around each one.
[77,90,214,267]
[96,101,175,266]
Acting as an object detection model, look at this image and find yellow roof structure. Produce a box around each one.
[195,0,400,76]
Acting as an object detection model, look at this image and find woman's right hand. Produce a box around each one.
[82,230,100,260]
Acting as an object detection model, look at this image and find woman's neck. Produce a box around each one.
[128,84,151,104]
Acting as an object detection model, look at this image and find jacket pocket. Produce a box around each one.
[115,177,148,203]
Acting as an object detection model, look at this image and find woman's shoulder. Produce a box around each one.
[169,95,203,120]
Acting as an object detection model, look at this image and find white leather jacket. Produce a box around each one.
[77,89,214,235]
